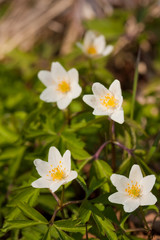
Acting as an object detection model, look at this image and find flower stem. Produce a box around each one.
[85,222,88,240]
[139,207,152,240]
[60,185,65,218]
[110,119,116,171]
[49,189,60,205]
[50,205,59,225]
[130,48,140,120]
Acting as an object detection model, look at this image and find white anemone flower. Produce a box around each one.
[77,30,113,58]
[83,80,124,124]
[38,62,82,109]
[31,147,78,193]
[108,164,157,213]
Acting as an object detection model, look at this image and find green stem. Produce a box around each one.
[130,49,140,120]
[88,58,95,82]
[139,207,152,240]
[110,119,116,171]
[50,205,59,225]
[85,223,88,240]
[60,185,65,218]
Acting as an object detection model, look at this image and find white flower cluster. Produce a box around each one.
[31,30,157,214]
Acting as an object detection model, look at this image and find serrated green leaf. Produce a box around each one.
[79,200,91,223]
[61,131,90,160]
[18,202,48,223]
[93,214,117,240]
[54,219,86,233]
[76,175,88,194]
[8,187,39,207]
[2,220,44,232]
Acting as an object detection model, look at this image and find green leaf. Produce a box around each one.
[54,227,74,240]
[85,11,127,39]
[0,124,18,145]
[93,213,117,240]
[87,177,106,198]
[2,220,44,232]
[61,131,90,160]
[79,200,92,223]
[125,118,147,137]
[76,175,88,194]
[145,205,159,214]
[91,160,112,192]
[8,187,40,207]
[54,219,86,233]
[42,228,51,240]
[146,131,160,162]
[8,146,26,178]
[18,202,48,223]
[120,213,130,230]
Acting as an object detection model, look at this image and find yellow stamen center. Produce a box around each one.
[57,80,70,93]
[87,45,97,55]
[125,182,141,198]
[100,93,118,109]
[47,163,65,181]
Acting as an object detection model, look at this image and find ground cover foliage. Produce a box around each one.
[0,4,160,240]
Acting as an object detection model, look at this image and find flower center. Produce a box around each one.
[100,93,118,109]
[47,162,66,181]
[87,45,97,55]
[57,80,70,93]
[125,181,141,198]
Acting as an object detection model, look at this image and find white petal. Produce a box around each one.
[49,181,64,193]
[110,174,130,192]
[108,192,128,204]
[71,84,82,99]
[62,150,71,172]
[48,147,62,168]
[84,30,95,49]
[110,109,124,124]
[92,82,109,97]
[33,159,50,178]
[93,108,108,116]
[40,86,60,103]
[129,165,143,182]
[51,62,68,82]
[140,175,156,194]
[31,177,52,188]
[57,97,72,109]
[93,35,106,54]
[38,71,53,87]
[83,95,97,108]
[76,42,83,51]
[140,192,157,206]
[123,198,140,212]
[103,45,113,56]
[64,171,78,183]
[68,68,79,84]
[109,80,122,99]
